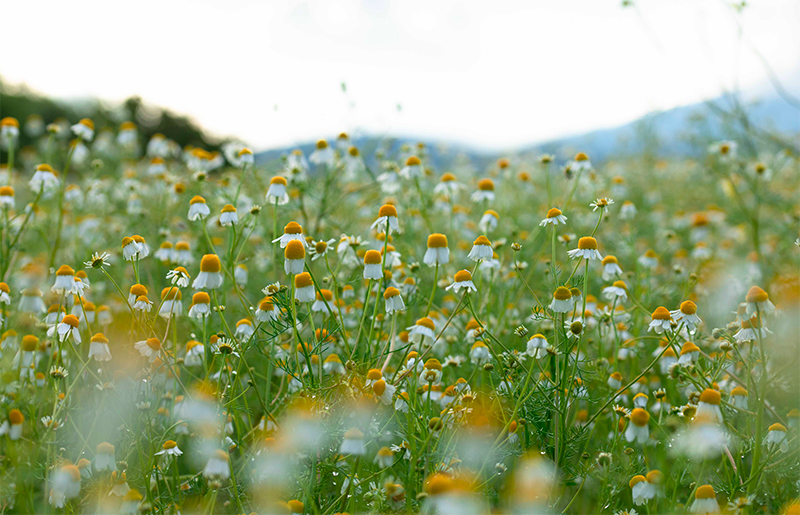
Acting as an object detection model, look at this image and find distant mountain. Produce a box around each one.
[528,93,800,162]
[255,92,800,169]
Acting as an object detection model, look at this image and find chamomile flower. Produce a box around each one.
[526,334,550,359]
[30,164,60,195]
[57,315,81,343]
[394,392,410,413]
[424,233,450,266]
[590,197,614,211]
[48,464,81,508]
[479,209,499,232]
[730,386,748,409]
[549,287,573,313]
[71,118,95,141]
[309,238,336,261]
[255,297,279,322]
[213,337,239,358]
[52,264,77,294]
[672,413,727,459]
[323,354,345,374]
[384,287,406,313]
[630,475,647,506]
[237,147,254,166]
[340,428,367,455]
[173,241,193,264]
[134,338,162,363]
[608,371,623,389]
[603,281,628,302]
[19,288,46,314]
[284,240,306,275]
[155,440,183,460]
[446,269,477,293]
[671,301,701,332]
[294,272,315,303]
[659,347,677,375]
[400,155,424,179]
[310,289,333,313]
[0,329,17,353]
[2,409,25,440]
[362,249,383,280]
[765,423,788,452]
[602,255,623,280]
[619,201,637,220]
[374,447,395,468]
[408,317,437,346]
[166,266,191,287]
[286,149,309,178]
[188,195,210,221]
[733,316,773,343]
[464,236,492,263]
[344,146,365,177]
[678,341,701,365]
[193,254,223,289]
[709,140,737,159]
[0,186,14,208]
[273,221,306,248]
[420,358,443,383]
[372,379,397,405]
[469,340,491,365]
[696,389,723,424]
[147,156,166,176]
[571,152,592,171]
[266,176,290,205]
[471,178,496,202]
[45,305,66,326]
[567,236,603,261]
[638,250,659,269]
[647,307,672,334]
[159,287,182,319]
[434,172,465,199]
[185,340,205,367]
[235,319,254,339]
[625,408,650,443]
[371,204,400,234]
[727,496,755,515]
[0,117,20,145]
[745,286,775,316]
[121,490,143,514]
[309,139,335,167]
[95,442,116,471]
[219,204,238,226]
[188,291,211,318]
[691,485,720,514]
[117,121,138,146]
[751,161,772,180]
[203,450,231,479]
[539,207,568,226]
[146,133,169,156]
[88,333,112,362]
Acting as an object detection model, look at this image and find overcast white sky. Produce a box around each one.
[2,0,799,151]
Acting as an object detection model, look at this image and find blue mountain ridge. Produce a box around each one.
[255,92,799,170]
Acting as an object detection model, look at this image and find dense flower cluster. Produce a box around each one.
[0,115,798,514]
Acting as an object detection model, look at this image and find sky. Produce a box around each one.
[1,0,799,152]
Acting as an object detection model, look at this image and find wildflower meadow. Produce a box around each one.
[0,114,798,515]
